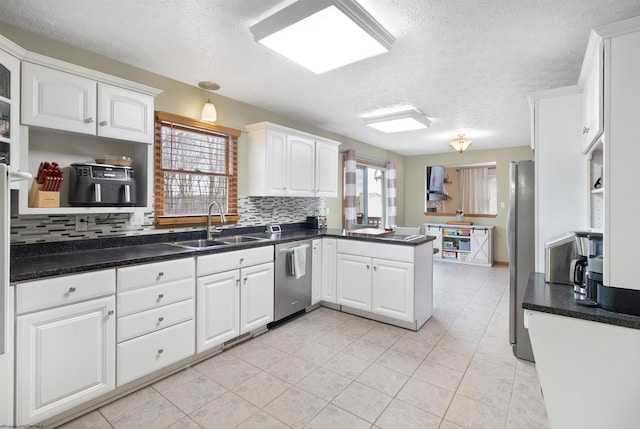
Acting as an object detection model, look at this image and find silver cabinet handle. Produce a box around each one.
[158,349,164,354]
[158,272,164,277]
[158,293,164,299]
[236,279,240,287]
[239,258,244,264]
[158,317,164,322]
[373,266,377,271]
[99,121,108,126]
[366,264,370,270]
[583,127,590,135]
[68,287,76,293]
[244,277,248,284]
[85,117,94,123]
[107,310,114,316]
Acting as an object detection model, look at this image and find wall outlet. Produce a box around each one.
[75,215,89,232]
[129,212,144,227]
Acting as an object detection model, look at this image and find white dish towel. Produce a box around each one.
[292,246,306,279]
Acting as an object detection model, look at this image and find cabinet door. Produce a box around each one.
[314,140,339,197]
[196,270,240,352]
[581,39,604,153]
[0,48,20,173]
[371,258,414,322]
[287,133,315,196]
[336,253,372,312]
[97,83,154,143]
[265,128,288,196]
[16,296,115,425]
[311,239,322,305]
[22,62,97,135]
[471,229,491,263]
[240,262,274,334]
[321,238,337,303]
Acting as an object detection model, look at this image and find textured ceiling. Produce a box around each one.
[2,0,640,155]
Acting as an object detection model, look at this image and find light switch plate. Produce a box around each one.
[129,212,144,227]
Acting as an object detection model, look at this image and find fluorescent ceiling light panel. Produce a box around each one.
[364,109,432,133]
[250,0,394,74]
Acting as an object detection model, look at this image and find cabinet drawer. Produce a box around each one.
[16,269,115,314]
[337,240,414,263]
[117,258,194,292]
[197,245,273,276]
[117,320,194,386]
[117,278,194,317]
[117,299,194,342]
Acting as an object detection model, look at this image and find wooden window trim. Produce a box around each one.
[154,111,241,229]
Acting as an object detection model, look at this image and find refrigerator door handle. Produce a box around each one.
[508,161,517,345]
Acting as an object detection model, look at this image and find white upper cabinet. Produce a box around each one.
[579,33,604,153]
[22,62,154,143]
[315,139,340,197]
[247,122,341,197]
[97,83,153,143]
[286,132,315,196]
[22,62,97,135]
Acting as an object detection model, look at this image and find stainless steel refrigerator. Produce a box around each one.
[507,160,535,362]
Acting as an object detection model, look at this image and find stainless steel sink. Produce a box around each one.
[168,235,266,249]
[168,239,227,249]
[216,235,265,244]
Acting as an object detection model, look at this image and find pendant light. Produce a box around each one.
[198,81,220,123]
[449,134,472,153]
[201,99,217,122]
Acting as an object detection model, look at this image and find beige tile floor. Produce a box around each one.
[58,263,550,429]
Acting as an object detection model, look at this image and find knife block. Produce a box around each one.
[28,179,60,208]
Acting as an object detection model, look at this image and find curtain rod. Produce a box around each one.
[340,150,386,165]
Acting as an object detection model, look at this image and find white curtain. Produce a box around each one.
[385,160,397,228]
[343,149,357,230]
[459,168,489,213]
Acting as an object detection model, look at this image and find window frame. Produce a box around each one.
[154,111,241,228]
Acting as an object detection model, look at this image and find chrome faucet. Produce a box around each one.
[207,200,226,240]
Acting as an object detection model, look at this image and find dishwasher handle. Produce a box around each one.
[278,244,310,253]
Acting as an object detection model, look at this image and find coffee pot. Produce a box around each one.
[572,231,603,306]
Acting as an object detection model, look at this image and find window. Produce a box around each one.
[154,111,240,228]
[355,161,385,227]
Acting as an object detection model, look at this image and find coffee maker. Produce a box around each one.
[571,231,603,306]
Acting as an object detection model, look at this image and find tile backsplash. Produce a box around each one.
[10,196,326,244]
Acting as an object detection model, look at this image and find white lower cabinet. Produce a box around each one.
[16,295,116,425]
[334,239,432,330]
[311,239,322,305]
[337,253,372,311]
[337,253,414,322]
[196,247,274,353]
[321,238,337,303]
[117,320,194,386]
[371,259,414,322]
[115,258,195,386]
[197,270,240,350]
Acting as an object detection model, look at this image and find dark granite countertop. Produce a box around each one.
[523,272,640,330]
[10,224,434,283]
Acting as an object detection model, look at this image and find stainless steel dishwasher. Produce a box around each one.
[274,239,312,322]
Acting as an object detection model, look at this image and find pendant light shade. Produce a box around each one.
[449,134,472,153]
[201,99,217,122]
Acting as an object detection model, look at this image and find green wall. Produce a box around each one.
[0,24,404,229]
[405,146,534,263]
